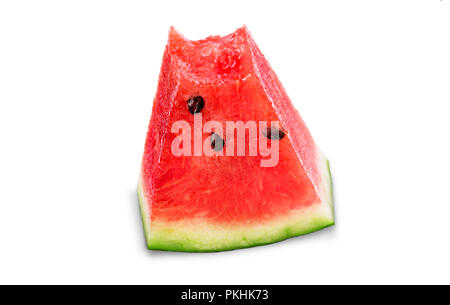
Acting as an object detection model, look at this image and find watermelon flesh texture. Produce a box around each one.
[138,27,334,252]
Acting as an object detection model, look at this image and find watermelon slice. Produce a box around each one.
[138,26,334,252]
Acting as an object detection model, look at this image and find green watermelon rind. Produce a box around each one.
[137,154,335,253]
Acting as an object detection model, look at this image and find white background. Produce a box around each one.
[0,0,449,284]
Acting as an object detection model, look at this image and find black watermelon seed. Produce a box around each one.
[210,133,224,151]
[264,126,286,140]
[187,96,205,114]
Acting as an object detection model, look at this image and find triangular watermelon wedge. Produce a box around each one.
[138,27,334,252]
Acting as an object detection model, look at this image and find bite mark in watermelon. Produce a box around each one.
[138,26,335,252]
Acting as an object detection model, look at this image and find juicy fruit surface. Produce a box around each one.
[139,27,334,251]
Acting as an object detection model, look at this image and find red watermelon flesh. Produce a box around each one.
[138,27,334,252]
